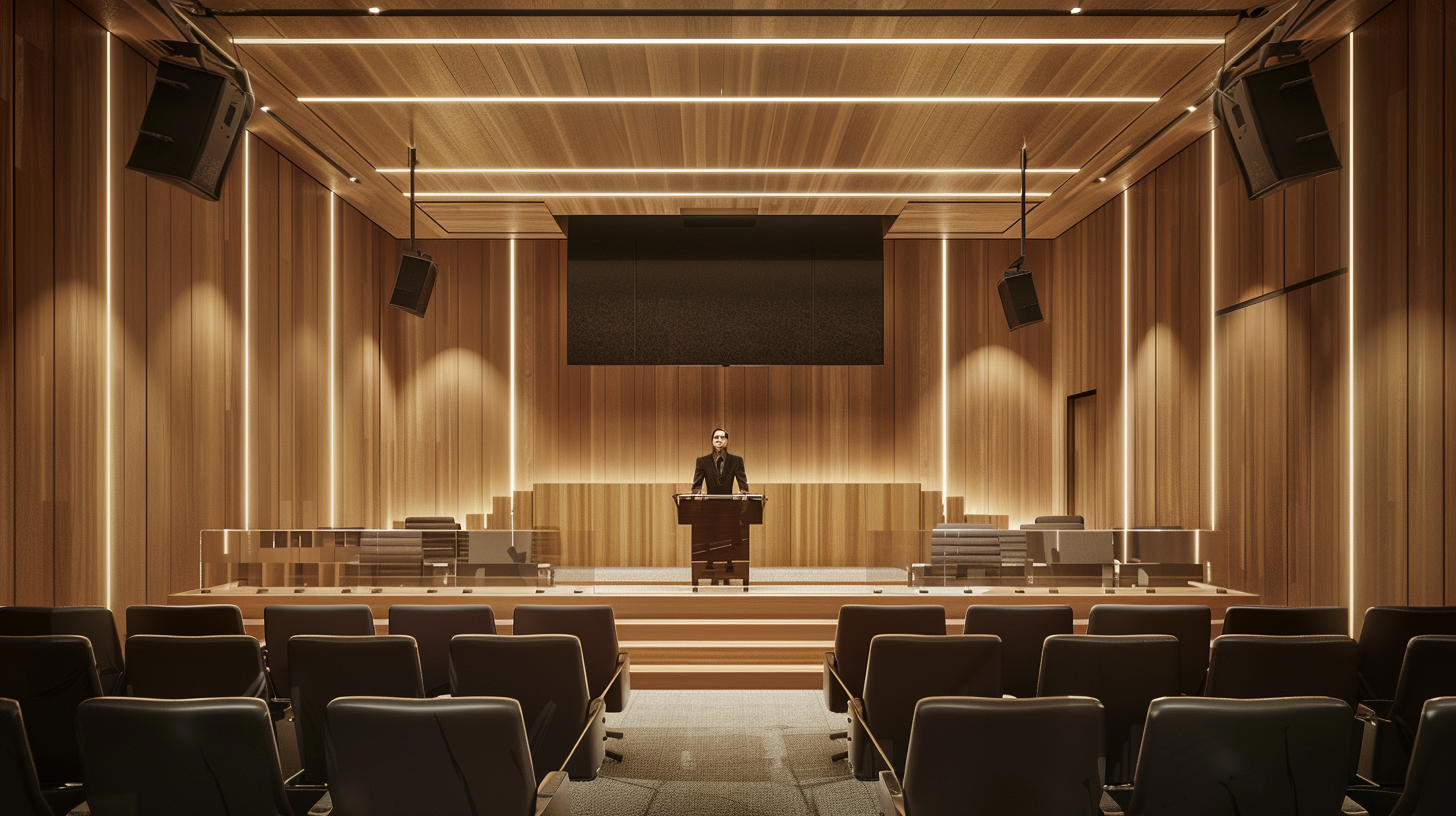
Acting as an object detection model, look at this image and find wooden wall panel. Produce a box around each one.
[0,0,14,606]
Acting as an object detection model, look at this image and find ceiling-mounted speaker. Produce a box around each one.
[1217,58,1341,200]
[390,249,438,317]
[998,270,1043,331]
[126,58,253,201]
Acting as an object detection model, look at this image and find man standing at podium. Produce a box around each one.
[693,428,749,495]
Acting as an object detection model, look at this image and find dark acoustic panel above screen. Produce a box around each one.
[567,215,885,365]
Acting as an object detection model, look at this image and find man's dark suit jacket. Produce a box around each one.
[692,452,749,495]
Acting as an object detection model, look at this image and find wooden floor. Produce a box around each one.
[171,581,1258,690]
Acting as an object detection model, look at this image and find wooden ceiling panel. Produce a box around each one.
[79,0,1377,237]
[887,202,1026,236]
[418,202,566,235]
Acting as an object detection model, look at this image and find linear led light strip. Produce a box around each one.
[1122,190,1130,555]
[301,95,1159,103]
[105,34,114,610]
[940,239,949,521]
[330,193,337,528]
[244,133,252,531]
[1347,33,1356,636]
[1207,127,1216,563]
[509,239,517,529]
[375,167,1081,174]
[405,192,1051,199]
[240,37,1224,45]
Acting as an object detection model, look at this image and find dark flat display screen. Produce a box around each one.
[567,215,884,365]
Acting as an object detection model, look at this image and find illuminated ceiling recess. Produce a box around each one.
[207,2,1243,233]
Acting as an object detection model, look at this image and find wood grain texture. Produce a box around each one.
[418,202,564,237]
[0,0,13,606]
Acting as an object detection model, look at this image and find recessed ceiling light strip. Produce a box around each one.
[406,191,1051,199]
[258,106,362,183]
[203,6,1251,18]
[239,37,1224,45]
[373,166,1081,174]
[301,95,1159,104]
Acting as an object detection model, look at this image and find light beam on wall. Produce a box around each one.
[303,95,1160,104]
[941,238,949,520]
[509,239,517,529]
[1207,131,1217,560]
[1122,190,1130,557]
[243,134,252,530]
[1347,34,1356,636]
[104,33,114,611]
[330,193,337,528]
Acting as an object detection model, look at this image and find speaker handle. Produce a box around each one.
[152,1,253,98]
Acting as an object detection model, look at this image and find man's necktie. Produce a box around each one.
[716,457,723,477]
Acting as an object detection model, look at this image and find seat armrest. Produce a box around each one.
[824,653,851,713]
[875,770,906,816]
[536,770,573,816]
[1356,705,1409,786]
[606,652,631,711]
[306,791,333,816]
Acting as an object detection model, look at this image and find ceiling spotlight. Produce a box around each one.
[1187,105,1197,112]
[348,176,360,183]
[1096,176,1108,183]
[260,105,271,112]
[1070,6,1082,13]
[368,7,382,13]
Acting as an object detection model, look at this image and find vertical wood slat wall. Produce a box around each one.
[1,0,1454,620]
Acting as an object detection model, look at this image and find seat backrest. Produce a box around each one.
[963,605,1073,698]
[0,635,103,786]
[1086,604,1211,694]
[388,605,496,697]
[860,634,1001,775]
[404,516,460,530]
[450,634,591,783]
[1127,697,1352,816]
[0,699,52,816]
[1205,634,1359,707]
[326,696,537,816]
[1357,606,1456,701]
[288,634,424,784]
[511,605,621,706]
[1221,605,1348,636]
[901,696,1103,816]
[77,697,291,816]
[0,606,125,695]
[262,604,375,695]
[125,604,245,637]
[1037,634,1180,786]
[1389,636,1456,742]
[1392,697,1456,816]
[1021,515,1085,530]
[830,605,946,709]
[123,635,267,699]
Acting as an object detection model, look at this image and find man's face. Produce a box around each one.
[712,431,727,452]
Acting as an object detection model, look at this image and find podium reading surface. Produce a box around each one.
[674,494,765,587]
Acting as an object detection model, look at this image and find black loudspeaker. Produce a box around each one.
[390,250,438,317]
[1217,59,1341,200]
[998,270,1043,331]
[126,59,252,201]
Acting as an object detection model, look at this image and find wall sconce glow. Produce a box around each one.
[404,191,1051,199]
[244,36,1220,46]
[302,94,1161,104]
[104,33,114,610]
[509,239,517,529]
[375,166,1082,175]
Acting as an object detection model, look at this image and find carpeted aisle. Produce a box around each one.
[570,690,881,816]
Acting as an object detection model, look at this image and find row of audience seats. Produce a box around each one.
[0,602,630,816]
[822,603,1456,816]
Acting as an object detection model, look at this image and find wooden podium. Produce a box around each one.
[674,493,765,587]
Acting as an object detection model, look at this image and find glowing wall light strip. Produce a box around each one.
[1208,131,1217,557]
[1347,34,1356,635]
[375,167,1081,175]
[241,37,1224,46]
[941,239,949,518]
[243,134,252,529]
[329,193,337,527]
[104,34,113,610]
[302,95,1160,104]
[405,191,1050,199]
[509,239,517,528]
[1122,190,1131,557]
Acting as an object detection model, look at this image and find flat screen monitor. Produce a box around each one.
[567,215,884,365]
